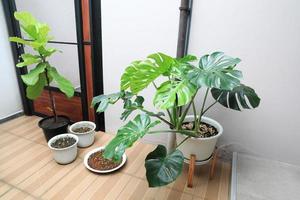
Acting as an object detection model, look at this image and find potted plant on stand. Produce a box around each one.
[91,52,260,187]
[9,11,75,141]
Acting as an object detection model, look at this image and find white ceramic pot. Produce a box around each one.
[176,116,223,165]
[69,121,96,148]
[48,133,79,164]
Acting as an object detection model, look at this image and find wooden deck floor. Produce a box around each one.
[0,116,231,200]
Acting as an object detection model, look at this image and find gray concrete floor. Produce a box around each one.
[237,153,300,200]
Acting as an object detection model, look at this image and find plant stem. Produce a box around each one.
[44,68,57,122]
[176,136,191,149]
[176,94,197,130]
[140,108,173,127]
[155,115,173,128]
[148,129,197,137]
[176,100,192,130]
[197,88,209,125]
[179,106,182,116]
[202,100,218,115]
[40,54,57,122]
[172,105,178,127]
[192,100,198,131]
[166,109,173,125]
[152,81,158,89]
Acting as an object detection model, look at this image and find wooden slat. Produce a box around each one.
[218,162,231,200]
[18,159,80,197]
[0,116,230,200]
[0,181,11,196]
[41,164,97,200]
[0,188,35,200]
[0,116,35,131]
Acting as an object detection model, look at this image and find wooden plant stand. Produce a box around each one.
[187,148,218,188]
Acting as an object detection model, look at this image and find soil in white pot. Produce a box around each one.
[50,136,76,148]
[88,150,123,171]
[182,121,218,138]
[72,127,92,133]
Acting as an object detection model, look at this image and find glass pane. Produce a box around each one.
[15,0,77,43]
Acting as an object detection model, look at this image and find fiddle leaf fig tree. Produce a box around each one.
[93,52,260,187]
[9,11,74,121]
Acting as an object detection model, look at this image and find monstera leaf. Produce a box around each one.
[121,96,144,120]
[211,84,260,111]
[177,54,197,63]
[188,52,242,90]
[21,63,46,85]
[145,145,184,187]
[104,114,160,161]
[153,79,197,109]
[121,53,175,94]
[92,92,123,113]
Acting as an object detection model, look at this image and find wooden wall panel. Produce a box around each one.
[82,0,95,121]
[82,0,90,41]
[33,90,82,122]
[84,45,95,121]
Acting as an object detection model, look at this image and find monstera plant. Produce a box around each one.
[92,52,260,187]
[9,12,74,141]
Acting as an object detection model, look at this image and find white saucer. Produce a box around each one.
[84,146,127,173]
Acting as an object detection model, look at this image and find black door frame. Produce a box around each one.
[89,0,105,131]
[2,0,105,130]
[2,0,33,116]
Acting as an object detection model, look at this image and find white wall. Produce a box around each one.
[0,3,23,120]
[102,0,179,144]
[102,0,300,165]
[188,0,300,165]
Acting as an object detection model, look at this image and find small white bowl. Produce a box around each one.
[69,121,96,148]
[48,133,79,164]
[84,146,127,173]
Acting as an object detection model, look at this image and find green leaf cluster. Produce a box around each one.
[9,11,74,102]
[92,51,261,187]
[9,12,56,58]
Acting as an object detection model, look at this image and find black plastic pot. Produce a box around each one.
[38,115,70,141]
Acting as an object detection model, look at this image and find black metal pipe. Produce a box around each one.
[176,0,193,58]
[74,0,89,120]
[23,39,91,46]
[89,0,105,131]
[2,0,33,115]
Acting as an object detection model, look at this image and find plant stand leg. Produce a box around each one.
[187,154,196,188]
[209,148,218,180]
